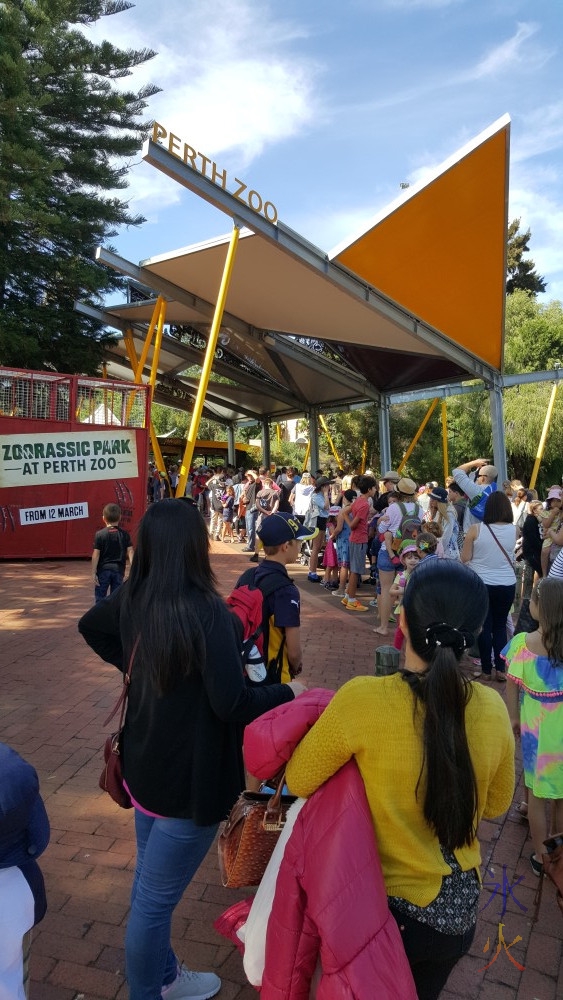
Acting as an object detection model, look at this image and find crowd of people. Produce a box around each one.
[6,456,561,1000]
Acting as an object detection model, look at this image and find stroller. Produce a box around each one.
[298,536,324,568]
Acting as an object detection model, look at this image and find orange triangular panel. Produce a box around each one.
[331,117,509,371]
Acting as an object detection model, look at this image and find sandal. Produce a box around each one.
[530,853,543,877]
[515,801,528,817]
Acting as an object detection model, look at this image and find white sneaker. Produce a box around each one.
[161,965,221,1000]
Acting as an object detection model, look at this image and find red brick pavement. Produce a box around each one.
[1,545,561,1000]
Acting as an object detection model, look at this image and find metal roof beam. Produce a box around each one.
[77,301,299,408]
[387,367,563,404]
[262,332,381,401]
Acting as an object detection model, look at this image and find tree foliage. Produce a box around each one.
[0,0,159,373]
[506,219,546,296]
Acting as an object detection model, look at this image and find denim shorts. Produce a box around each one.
[377,546,400,573]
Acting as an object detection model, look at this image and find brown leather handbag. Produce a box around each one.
[99,637,139,809]
[218,775,296,888]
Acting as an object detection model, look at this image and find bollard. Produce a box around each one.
[375,645,400,676]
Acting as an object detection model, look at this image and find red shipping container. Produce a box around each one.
[0,367,151,559]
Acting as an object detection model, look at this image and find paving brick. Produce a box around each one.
[524,930,562,977]
[2,554,560,1000]
[33,929,103,964]
[48,959,123,998]
[516,967,557,999]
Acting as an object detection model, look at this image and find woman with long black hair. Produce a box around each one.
[79,499,303,1000]
[284,559,514,1000]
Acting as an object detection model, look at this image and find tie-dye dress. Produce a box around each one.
[502,632,563,799]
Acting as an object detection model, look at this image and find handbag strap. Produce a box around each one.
[263,769,287,830]
[485,524,514,570]
[102,635,140,728]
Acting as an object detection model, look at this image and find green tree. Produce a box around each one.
[0,0,159,373]
[504,291,563,374]
[506,219,546,296]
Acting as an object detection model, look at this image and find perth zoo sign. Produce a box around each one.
[152,122,279,224]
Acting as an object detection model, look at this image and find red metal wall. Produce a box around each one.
[0,368,150,559]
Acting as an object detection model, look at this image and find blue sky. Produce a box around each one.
[88,0,563,302]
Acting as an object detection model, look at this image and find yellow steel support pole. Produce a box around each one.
[123,322,169,490]
[319,414,342,467]
[136,296,164,381]
[529,382,559,490]
[303,440,311,471]
[441,400,449,484]
[361,439,367,474]
[397,398,439,474]
[124,297,164,423]
[176,224,240,498]
[276,422,281,446]
[149,300,167,388]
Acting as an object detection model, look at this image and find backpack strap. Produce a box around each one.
[253,571,293,682]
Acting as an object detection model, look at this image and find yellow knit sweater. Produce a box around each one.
[286,673,515,907]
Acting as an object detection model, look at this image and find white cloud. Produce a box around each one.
[510,172,563,302]
[512,102,563,162]
[82,0,321,212]
[461,22,552,81]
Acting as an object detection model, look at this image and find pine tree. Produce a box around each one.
[0,0,160,373]
[506,219,546,296]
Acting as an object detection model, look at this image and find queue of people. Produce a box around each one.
[5,453,556,1000]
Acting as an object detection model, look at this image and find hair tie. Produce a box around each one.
[401,669,427,698]
[425,622,469,654]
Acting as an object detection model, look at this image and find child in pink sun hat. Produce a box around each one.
[382,540,421,649]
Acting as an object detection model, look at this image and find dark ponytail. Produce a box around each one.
[402,560,489,850]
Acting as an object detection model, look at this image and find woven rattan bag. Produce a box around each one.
[218,776,296,888]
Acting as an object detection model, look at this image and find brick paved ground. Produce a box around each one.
[1,545,561,1000]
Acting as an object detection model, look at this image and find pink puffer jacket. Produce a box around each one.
[242,690,417,1000]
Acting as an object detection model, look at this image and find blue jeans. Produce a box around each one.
[245,508,258,549]
[126,810,218,1000]
[94,568,123,603]
[478,583,515,674]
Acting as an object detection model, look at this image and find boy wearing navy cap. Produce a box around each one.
[236,513,318,683]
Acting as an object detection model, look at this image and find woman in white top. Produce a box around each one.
[461,491,516,682]
[290,471,315,521]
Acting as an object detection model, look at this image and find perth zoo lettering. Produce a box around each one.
[152,122,278,224]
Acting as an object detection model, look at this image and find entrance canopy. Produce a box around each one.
[87,115,509,433]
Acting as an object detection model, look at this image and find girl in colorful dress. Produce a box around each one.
[320,508,340,589]
[504,577,563,875]
[388,540,421,649]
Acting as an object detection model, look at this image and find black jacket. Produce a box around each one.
[78,586,294,824]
